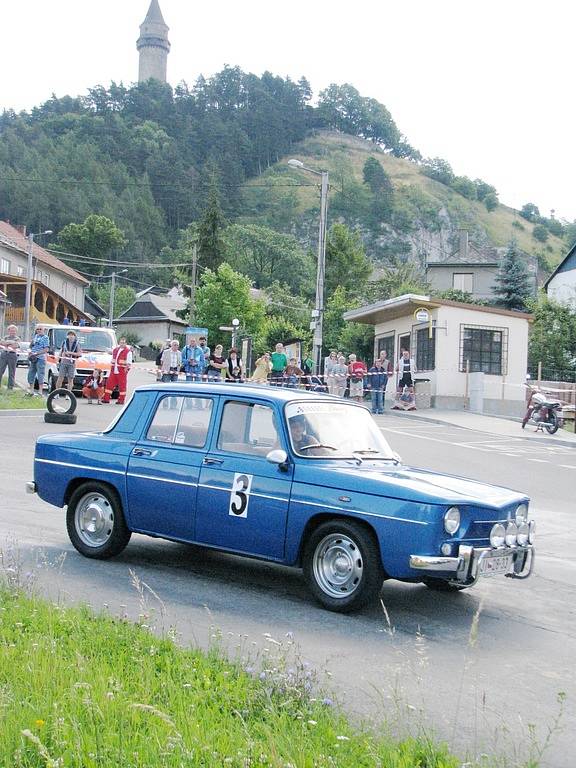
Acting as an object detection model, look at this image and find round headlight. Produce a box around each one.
[517,522,530,546]
[515,504,528,525]
[505,521,518,547]
[444,506,460,535]
[529,520,536,544]
[490,523,506,548]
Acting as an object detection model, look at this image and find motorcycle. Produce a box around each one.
[522,387,564,434]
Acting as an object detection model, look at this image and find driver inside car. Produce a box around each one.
[289,415,323,455]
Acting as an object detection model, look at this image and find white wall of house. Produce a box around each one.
[547,271,576,309]
[113,320,187,347]
[373,304,529,416]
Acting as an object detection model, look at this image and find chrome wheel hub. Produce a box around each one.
[313,533,363,598]
[75,493,114,547]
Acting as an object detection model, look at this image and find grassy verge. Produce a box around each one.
[0,588,458,767]
[0,387,45,409]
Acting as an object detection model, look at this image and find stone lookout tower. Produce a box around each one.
[137,0,170,83]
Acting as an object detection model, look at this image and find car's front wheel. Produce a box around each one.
[303,520,384,612]
[66,482,131,559]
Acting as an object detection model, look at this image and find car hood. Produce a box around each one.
[296,463,526,509]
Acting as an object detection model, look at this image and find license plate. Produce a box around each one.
[479,552,513,577]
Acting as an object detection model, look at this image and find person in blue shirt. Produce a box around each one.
[368,358,388,415]
[26,325,50,396]
[181,337,206,382]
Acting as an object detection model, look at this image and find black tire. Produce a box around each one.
[46,388,77,415]
[423,577,468,592]
[66,482,131,559]
[544,411,559,435]
[303,520,384,612]
[44,412,77,424]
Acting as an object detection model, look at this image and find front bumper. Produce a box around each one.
[410,544,535,585]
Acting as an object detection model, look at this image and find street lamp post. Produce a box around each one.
[287,159,329,375]
[24,230,53,341]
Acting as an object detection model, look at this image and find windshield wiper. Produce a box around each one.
[352,450,399,464]
[299,443,338,452]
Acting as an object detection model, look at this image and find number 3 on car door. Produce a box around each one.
[229,473,253,518]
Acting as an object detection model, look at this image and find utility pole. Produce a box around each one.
[108,269,127,328]
[188,244,198,327]
[108,272,117,329]
[24,229,52,340]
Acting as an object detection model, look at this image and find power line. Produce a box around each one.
[0,174,316,191]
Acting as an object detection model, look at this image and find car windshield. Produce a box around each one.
[52,329,116,353]
[285,401,395,459]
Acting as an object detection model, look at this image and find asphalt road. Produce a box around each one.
[1,366,574,767]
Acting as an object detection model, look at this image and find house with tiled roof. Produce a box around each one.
[544,241,576,309]
[114,292,188,346]
[426,230,538,301]
[0,221,90,332]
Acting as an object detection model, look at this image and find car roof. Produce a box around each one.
[135,382,349,403]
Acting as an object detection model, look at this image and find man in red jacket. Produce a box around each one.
[102,337,133,405]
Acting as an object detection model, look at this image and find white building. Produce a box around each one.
[544,242,576,309]
[343,294,532,417]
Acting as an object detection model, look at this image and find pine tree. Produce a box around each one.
[492,241,532,311]
[197,175,227,271]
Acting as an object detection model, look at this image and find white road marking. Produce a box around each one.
[560,465,576,470]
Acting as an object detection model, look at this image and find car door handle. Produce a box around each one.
[132,447,155,457]
[203,457,223,466]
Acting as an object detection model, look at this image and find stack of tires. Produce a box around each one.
[45,389,77,424]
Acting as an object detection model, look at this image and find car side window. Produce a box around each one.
[146,397,213,447]
[217,401,279,456]
[175,399,213,447]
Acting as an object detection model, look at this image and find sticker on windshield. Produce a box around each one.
[229,473,253,518]
[285,402,351,418]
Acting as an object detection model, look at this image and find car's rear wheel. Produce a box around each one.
[422,577,468,592]
[303,520,384,612]
[66,482,131,559]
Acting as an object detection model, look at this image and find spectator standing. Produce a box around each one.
[226,348,243,381]
[0,324,21,390]
[199,336,211,371]
[26,325,50,397]
[102,337,133,405]
[55,329,82,391]
[348,354,367,404]
[396,348,417,396]
[182,337,205,382]
[270,342,287,385]
[251,352,272,383]
[82,369,104,404]
[324,350,339,395]
[160,340,182,382]
[155,340,171,381]
[368,358,388,414]
[206,344,227,381]
[332,355,348,398]
[284,358,304,388]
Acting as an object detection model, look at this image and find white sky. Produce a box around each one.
[2,0,574,220]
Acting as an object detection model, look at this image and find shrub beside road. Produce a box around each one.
[0,588,458,767]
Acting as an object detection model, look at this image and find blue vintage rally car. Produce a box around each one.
[29,383,535,612]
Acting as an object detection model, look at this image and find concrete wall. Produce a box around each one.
[374,304,530,415]
[547,271,576,309]
[113,320,186,347]
[427,265,498,300]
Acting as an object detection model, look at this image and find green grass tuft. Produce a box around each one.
[0,588,459,767]
[0,387,45,409]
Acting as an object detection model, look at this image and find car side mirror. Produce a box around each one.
[266,449,289,470]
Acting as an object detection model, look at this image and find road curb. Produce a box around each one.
[380,409,576,449]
